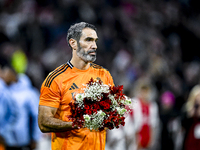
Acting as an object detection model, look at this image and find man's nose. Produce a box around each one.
[91,41,97,49]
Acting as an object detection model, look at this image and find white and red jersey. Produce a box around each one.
[124,97,159,150]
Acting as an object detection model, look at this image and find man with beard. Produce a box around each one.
[38,22,114,150]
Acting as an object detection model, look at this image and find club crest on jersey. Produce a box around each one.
[96,77,101,81]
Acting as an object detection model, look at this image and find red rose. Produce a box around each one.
[85,109,92,115]
[121,121,125,126]
[108,117,112,122]
[93,109,97,113]
[114,120,119,126]
[92,104,100,112]
[96,104,100,110]
[121,116,125,121]
[93,104,98,109]
[105,120,109,124]
[104,98,112,105]
[85,105,90,110]
[104,103,110,110]
[88,110,92,115]
[108,125,114,130]
[77,107,82,112]
[100,101,106,106]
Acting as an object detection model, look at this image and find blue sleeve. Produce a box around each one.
[0,90,17,139]
[4,91,18,126]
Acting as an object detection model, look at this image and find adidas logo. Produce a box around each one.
[69,83,79,90]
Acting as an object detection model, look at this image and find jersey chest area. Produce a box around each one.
[60,73,106,105]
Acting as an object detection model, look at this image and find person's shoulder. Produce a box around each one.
[132,97,140,106]
[90,63,108,71]
[43,63,71,88]
[90,63,114,85]
[90,63,112,77]
[53,63,71,72]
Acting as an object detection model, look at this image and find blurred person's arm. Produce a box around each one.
[0,67,18,125]
[3,90,17,126]
[38,105,74,133]
[6,97,17,124]
[126,99,143,149]
[124,104,137,149]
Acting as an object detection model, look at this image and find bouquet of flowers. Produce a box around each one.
[69,78,132,131]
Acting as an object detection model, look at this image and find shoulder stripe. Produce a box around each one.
[44,64,67,87]
[44,64,68,87]
[47,65,69,88]
[90,63,103,69]
[48,66,69,87]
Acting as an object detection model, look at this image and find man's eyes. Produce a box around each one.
[85,38,98,42]
[86,38,93,41]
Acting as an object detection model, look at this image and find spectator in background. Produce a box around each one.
[125,77,159,150]
[181,85,200,150]
[159,91,181,150]
[105,124,126,150]
[0,58,17,150]
[0,63,41,150]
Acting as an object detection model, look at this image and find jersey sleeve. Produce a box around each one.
[39,78,61,108]
[105,70,115,86]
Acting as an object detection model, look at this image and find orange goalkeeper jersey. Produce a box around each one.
[39,61,114,150]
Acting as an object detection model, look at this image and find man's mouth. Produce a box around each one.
[89,52,96,55]
[88,50,96,55]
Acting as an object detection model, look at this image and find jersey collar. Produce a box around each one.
[67,61,73,69]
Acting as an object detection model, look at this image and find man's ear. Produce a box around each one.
[69,38,77,50]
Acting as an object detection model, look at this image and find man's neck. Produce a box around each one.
[70,58,90,70]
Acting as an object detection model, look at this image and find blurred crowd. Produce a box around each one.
[1,0,200,150]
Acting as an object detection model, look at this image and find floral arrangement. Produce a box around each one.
[69,78,132,131]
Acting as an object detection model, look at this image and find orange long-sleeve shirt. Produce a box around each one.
[39,61,114,150]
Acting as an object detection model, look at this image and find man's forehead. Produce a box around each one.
[81,28,98,39]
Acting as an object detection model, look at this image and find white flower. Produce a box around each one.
[83,110,106,131]
[83,114,90,122]
[108,94,118,110]
[75,93,84,101]
[118,96,132,106]
[75,93,85,106]
[109,95,118,105]
[124,96,132,105]
[116,107,127,115]
[97,110,106,117]
[83,82,109,101]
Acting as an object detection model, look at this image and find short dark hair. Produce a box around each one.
[67,22,97,49]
